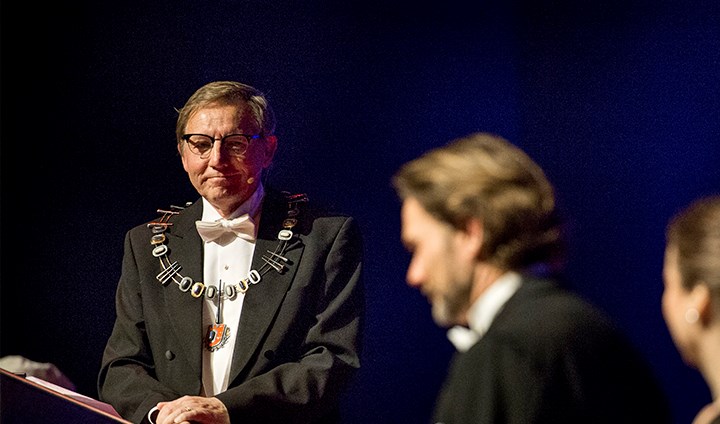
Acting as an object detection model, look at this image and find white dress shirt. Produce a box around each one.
[200,184,264,396]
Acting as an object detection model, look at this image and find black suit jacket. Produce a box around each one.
[432,277,672,424]
[98,189,364,424]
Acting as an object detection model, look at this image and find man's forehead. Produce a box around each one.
[401,198,435,239]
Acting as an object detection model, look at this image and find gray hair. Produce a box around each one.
[175,81,276,145]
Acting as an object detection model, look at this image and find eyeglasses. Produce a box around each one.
[181,133,261,159]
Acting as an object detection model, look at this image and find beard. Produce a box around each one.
[430,253,475,328]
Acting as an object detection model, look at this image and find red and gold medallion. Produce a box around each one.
[206,323,230,351]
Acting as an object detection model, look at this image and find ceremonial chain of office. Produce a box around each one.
[147,192,308,301]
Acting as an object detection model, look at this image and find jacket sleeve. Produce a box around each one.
[97,228,188,424]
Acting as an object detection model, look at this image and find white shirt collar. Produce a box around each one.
[447,271,523,352]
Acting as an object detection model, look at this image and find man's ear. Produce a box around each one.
[262,135,278,167]
[178,144,190,172]
[458,218,484,260]
[691,283,713,326]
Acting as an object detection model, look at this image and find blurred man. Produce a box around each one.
[392,132,671,423]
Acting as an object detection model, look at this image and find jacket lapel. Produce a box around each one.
[228,191,306,380]
[162,200,205,378]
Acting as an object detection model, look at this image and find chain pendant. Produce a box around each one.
[206,280,230,351]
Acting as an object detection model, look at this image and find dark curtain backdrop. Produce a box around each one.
[2,1,719,423]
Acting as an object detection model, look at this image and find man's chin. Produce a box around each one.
[203,186,250,202]
[431,305,455,328]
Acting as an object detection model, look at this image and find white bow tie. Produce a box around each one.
[195,215,256,244]
[447,325,480,352]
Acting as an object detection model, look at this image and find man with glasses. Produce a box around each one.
[98,81,364,424]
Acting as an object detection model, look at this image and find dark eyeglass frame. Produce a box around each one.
[181,133,261,158]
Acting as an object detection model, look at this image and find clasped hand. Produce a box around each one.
[149,395,230,424]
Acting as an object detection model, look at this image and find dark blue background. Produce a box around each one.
[2,1,719,423]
